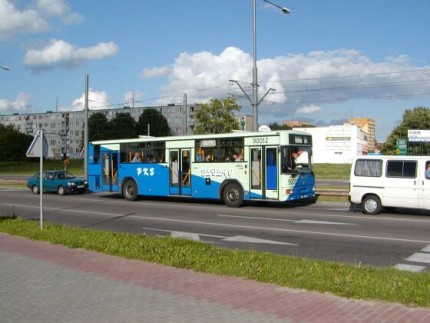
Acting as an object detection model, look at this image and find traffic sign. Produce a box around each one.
[26,131,54,158]
[396,139,407,155]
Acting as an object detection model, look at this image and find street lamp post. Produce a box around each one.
[84,74,89,179]
[252,0,289,131]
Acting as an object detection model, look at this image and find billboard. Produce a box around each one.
[408,130,430,142]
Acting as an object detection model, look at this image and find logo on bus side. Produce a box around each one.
[137,167,155,177]
[201,169,233,178]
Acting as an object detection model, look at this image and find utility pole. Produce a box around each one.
[183,93,188,135]
[84,74,89,179]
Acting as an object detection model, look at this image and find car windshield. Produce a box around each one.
[55,171,76,179]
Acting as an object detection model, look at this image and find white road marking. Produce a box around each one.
[136,215,430,244]
[141,226,226,239]
[143,227,296,246]
[404,252,430,264]
[171,231,200,241]
[295,220,354,225]
[223,235,297,245]
[393,264,426,272]
[421,244,430,252]
[219,214,355,225]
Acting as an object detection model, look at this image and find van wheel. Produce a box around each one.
[123,180,138,201]
[223,183,243,207]
[362,195,382,215]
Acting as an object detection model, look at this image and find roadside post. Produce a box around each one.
[26,129,53,229]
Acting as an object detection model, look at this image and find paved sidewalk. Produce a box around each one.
[1,233,429,323]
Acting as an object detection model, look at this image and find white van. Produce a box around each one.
[349,156,430,215]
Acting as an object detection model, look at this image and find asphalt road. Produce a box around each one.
[1,187,429,272]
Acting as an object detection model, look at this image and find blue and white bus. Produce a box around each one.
[87,130,315,207]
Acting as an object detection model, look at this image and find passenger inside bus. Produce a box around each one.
[132,152,142,163]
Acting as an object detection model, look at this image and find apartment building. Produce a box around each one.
[0,104,199,159]
[1,103,254,159]
[349,117,376,152]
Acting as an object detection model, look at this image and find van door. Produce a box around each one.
[383,160,418,209]
[418,159,430,209]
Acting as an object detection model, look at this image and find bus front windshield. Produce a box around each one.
[281,146,312,173]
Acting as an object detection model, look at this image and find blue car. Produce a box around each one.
[27,170,88,195]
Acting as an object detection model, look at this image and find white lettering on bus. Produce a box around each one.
[137,167,155,177]
[201,169,233,178]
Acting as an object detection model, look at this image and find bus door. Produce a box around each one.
[169,149,191,196]
[101,151,119,192]
[249,146,278,200]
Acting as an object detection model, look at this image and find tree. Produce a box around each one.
[267,122,292,130]
[194,98,240,134]
[136,108,171,137]
[109,112,137,139]
[0,124,33,162]
[88,112,110,141]
[381,106,430,155]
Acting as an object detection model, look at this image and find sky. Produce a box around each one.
[1,0,429,142]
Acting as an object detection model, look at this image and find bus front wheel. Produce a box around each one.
[223,183,243,208]
[123,180,138,201]
[362,195,382,215]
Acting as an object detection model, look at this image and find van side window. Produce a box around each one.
[426,162,430,179]
[354,159,382,177]
[386,161,416,178]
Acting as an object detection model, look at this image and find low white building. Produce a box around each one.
[293,124,368,164]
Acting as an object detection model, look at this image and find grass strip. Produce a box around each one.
[1,216,429,308]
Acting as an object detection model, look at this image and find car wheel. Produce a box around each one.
[32,185,40,194]
[223,183,244,207]
[57,186,66,195]
[123,180,138,201]
[362,195,382,215]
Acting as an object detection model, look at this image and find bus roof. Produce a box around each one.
[90,129,312,145]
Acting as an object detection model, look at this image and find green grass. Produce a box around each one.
[2,160,351,180]
[1,216,429,308]
[313,163,351,180]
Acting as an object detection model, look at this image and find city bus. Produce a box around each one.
[87,130,315,207]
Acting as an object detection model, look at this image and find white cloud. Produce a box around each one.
[0,0,83,41]
[35,0,84,24]
[143,47,430,124]
[0,0,49,40]
[123,90,142,107]
[141,66,170,79]
[23,39,118,71]
[295,104,321,114]
[0,92,33,113]
[69,90,110,111]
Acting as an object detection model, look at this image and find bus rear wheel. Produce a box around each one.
[123,180,138,201]
[223,183,243,208]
